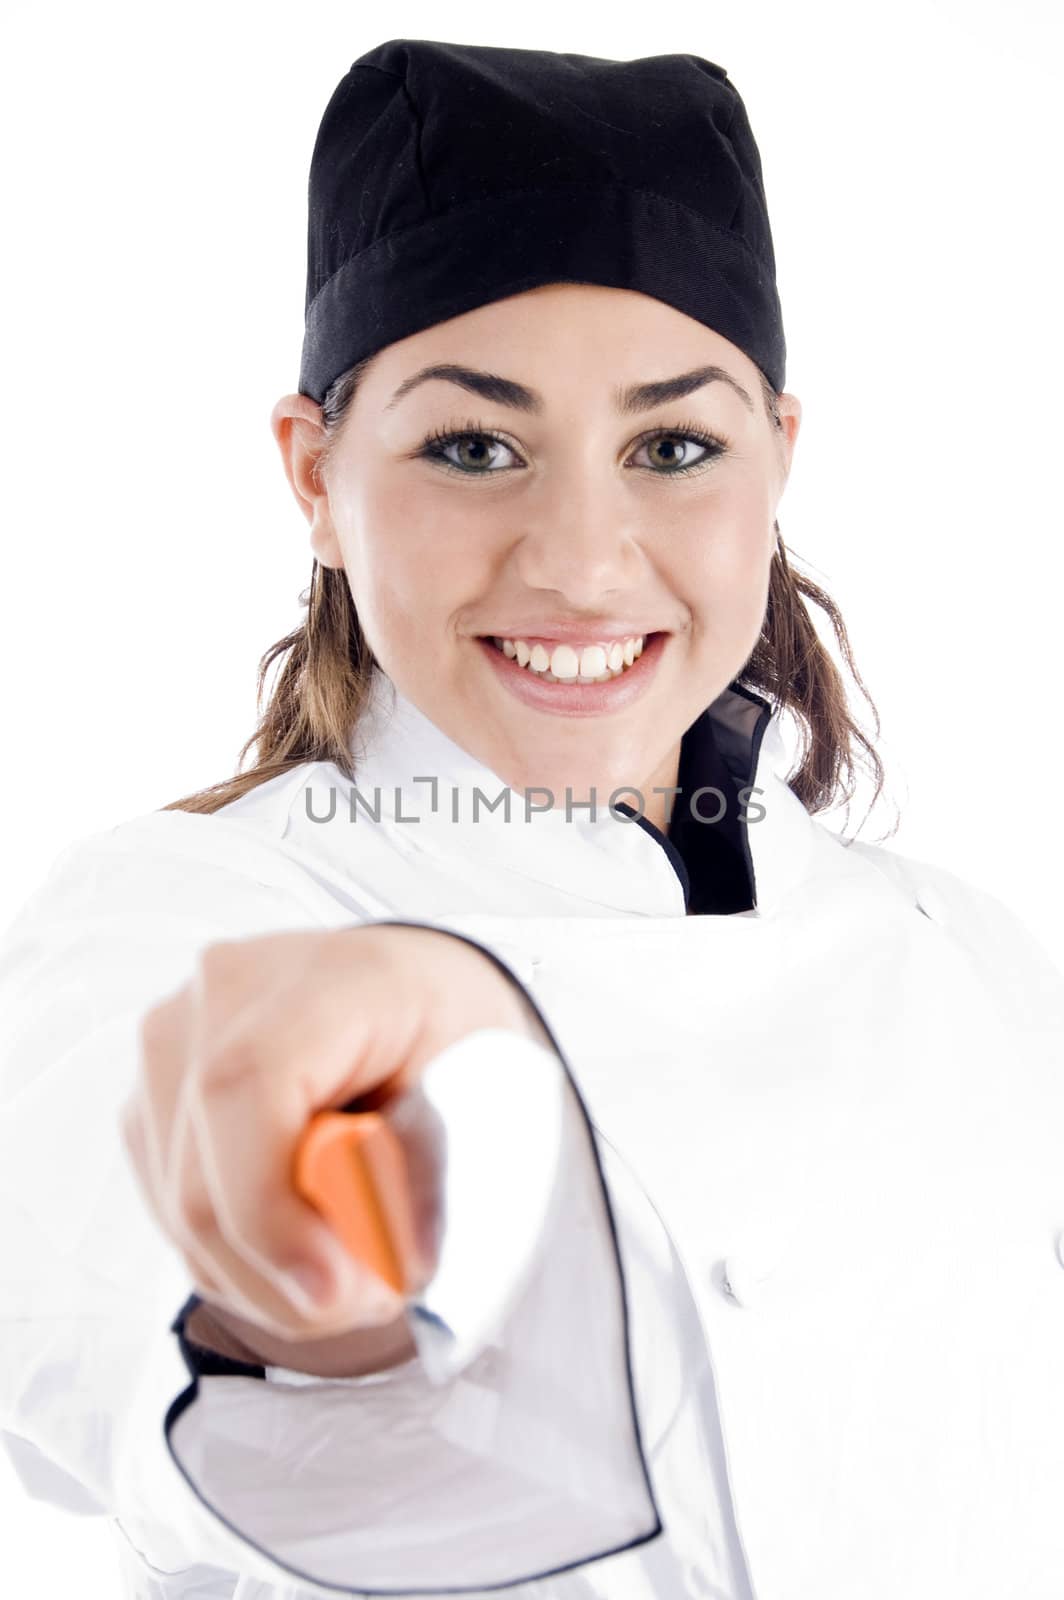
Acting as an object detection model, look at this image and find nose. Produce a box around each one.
[510,471,644,604]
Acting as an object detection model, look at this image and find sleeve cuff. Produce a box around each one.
[163,921,662,1592]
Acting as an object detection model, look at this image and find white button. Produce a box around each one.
[1055,1229,1064,1270]
[719,1254,771,1308]
[915,884,949,925]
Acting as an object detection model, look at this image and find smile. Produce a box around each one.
[476,632,669,717]
[491,634,646,683]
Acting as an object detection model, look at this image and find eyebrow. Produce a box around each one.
[384,361,755,416]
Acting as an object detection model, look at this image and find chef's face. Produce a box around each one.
[274,284,800,828]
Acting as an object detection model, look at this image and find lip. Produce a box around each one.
[478,624,662,646]
[475,631,668,717]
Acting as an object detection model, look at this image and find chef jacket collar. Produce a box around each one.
[615,698,759,916]
[345,670,816,919]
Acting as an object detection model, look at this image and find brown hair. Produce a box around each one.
[161,358,892,836]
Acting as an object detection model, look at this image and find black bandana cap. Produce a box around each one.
[298,38,786,405]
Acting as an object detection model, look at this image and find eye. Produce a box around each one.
[419,422,520,475]
[629,424,728,475]
[415,418,730,478]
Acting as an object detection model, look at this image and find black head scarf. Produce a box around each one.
[298,38,786,402]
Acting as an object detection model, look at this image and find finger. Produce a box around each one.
[133,991,231,1298]
[167,1072,342,1337]
[182,1052,404,1332]
[119,1087,227,1302]
[119,1091,170,1239]
[135,991,194,1211]
[186,946,419,1313]
[134,984,293,1318]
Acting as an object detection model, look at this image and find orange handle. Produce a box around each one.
[293,1109,419,1296]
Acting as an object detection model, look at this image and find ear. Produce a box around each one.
[773,391,802,497]
[270,394,345,568]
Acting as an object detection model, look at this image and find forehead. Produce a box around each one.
[362,286,761,416]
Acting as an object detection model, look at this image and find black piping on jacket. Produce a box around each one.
[166,924,664,1596]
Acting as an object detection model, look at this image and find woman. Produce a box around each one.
[2,36,1063,1600]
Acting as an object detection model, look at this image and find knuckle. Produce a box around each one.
[197,1039,256,1094]
[137,1000,174,1063]
[174,1181,218,1241]
[177,1244,224,1303]
[196,939,245,986]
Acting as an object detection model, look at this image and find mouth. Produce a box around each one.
[474,631,670,716]
[476,632,668,685]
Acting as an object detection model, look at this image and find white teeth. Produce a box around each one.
[542,643,609,681]
[491,634,648,683]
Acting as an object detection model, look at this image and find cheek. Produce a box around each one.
[668,501,774,630]
[336,484,481,637]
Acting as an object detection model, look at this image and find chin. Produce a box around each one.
[499,752,644,808]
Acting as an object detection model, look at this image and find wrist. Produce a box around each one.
[187,1297,418,1378]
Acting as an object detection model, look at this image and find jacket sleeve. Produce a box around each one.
[0,816,661,1592]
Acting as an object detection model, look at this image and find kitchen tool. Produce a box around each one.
[293,1026,566,1385]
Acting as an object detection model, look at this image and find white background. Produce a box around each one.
[1,1,1060,1592]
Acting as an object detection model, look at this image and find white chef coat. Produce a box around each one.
[1,668,1062,1600]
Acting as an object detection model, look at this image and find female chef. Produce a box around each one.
[2,35,1063,1600]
